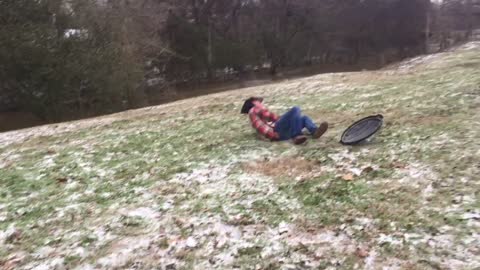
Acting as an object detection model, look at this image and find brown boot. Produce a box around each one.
[313,122,329,139]
[293,135,308,145]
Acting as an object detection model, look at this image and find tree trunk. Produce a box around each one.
[191,0,199,23]
[306,38,313,65]
[378,52,386,67]
[270,63,277,76]
[465,0,474,40]
[353,40,361,64]
[206,17,214,80]
[425,10,431,53]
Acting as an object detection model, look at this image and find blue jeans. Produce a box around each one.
[274,107,318,141]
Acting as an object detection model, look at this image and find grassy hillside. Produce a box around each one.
[1,43,479,270]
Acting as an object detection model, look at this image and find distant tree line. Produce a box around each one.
[162,0,431,79]
[0,0,145,120]
[0,0,478,122]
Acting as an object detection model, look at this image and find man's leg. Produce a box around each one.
[274,107,304,140]
[303,115,328,139]
[302,116,318,135]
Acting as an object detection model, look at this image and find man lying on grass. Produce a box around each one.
[241,97,329,145]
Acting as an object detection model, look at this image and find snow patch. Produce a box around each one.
[97,237,152,268]
[124,207,160,220]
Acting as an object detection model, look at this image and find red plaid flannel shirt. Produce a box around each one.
[248,102,280,140]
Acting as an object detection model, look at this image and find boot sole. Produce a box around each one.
[313,122,329,139]
[293,136,308,145]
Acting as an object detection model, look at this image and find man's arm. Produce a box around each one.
[249,107,279,140]
[258,107,279,123]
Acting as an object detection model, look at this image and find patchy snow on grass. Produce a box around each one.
[1,42,480,269]
[96,237,153,269]
[124,207,159,220]
[451,41,480,51]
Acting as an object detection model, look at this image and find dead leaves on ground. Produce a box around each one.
[242,157,322,182]
[56,177,68,184]
[341,166,375,181]
[342,173,355,181]
[355,246,370,258]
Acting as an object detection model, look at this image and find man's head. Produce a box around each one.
[240,97,263,114]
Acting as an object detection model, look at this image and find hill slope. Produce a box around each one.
[1,43,479,270]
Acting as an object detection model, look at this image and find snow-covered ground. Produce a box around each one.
[1,42,479,270]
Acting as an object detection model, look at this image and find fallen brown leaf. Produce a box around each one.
[6,229,22,243]
[362,166,374,174]
[390,161,407,169]
[356,247,369,258]
[2,259,21,270]
[56,177,68,184]
[342,173,354,181]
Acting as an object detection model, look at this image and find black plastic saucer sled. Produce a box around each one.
[340,115,384,145]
